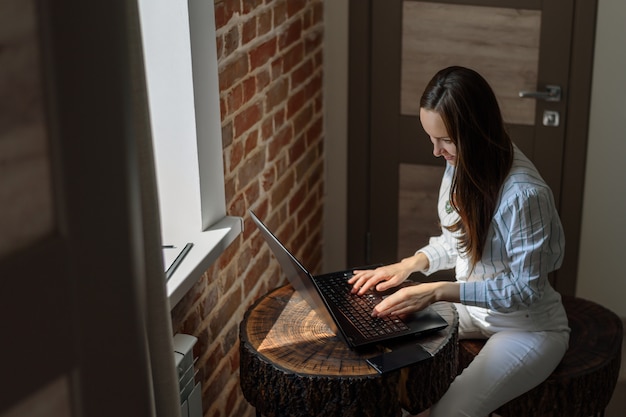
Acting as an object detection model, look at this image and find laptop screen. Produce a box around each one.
[249,210,339,335]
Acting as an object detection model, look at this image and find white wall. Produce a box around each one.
[576,0,626,318]
[323,0,626,318]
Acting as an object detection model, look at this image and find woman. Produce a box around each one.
[349,66,570,417]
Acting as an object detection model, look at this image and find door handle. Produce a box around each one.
[518,85,561,102]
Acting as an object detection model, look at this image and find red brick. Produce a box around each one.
[234,102,262,138]
[273,108,286,130]
[216,35,224,59]
[262,164,276,192]
[309,201,324,229]
[237,146,266,189]
[200,284,219,318]
[222,323,239,354]
[287,0,306,17]
[289,133,306,164]
[261,117,273,141]
[233,244,252,279]
[204,361,231,411]
[271,56,283,80]
[314,49,323,67]
[288,185,307,215]
[219,96,227,120]
[268,124,293,161]
[306,116,323,143]
[256,69,270,93]
[243,180,260,207]
[258,9,272,36]
[217,238,240,271]
[208,288,242,338]
[244,130,258,156]
[292,224,308,256]
[304,71,322,100]
[242,76,256,103]
[224,175,236,204]
[223,25,240,57]
[250,38,277,70]
[293,102,313,135]
[214,2,229,29]
[242,17,256,45]
[273,0,287,27]
[219,53,249,91]
[201,344,222,384]
[223,263,239,294]
[274,152,290,179]
[296,146,320,182]
[314,93,322,113]
[265,78,288,111]
[291,59,313,90]
[303,9,313,31]
[225,384,238,416]
[226,84,244,115]
[221,121,233,147]
[270,171,295,207]
[279,19,302,51]
[244,255,270,294]
[282,42,304,73]
[312,1,323,25]
[215,0,241,29]
[286,88,305,119]
[224,0,241,19]
[172,2,326,417]
[227,139,244,172]
[242,0,263,15]
[229,385,250,417]
[305,28,323,55]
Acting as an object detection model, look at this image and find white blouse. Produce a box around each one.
[417,147,569,333]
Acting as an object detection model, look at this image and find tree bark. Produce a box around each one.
[240,285,459,417]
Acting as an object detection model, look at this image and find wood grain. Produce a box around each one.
[240,284,459,416]
[400,2,541,125]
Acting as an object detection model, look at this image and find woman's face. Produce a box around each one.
[419,108,457,165]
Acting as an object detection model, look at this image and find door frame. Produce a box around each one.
[347,0,597,295]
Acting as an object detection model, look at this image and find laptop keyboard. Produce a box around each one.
[315,273,410,340]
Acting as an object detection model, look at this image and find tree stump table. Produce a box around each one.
[239,284,459,417]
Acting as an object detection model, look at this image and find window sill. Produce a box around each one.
[166,215,243,309]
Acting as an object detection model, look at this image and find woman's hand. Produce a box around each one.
[348,263,411,295]
[372,281,461,317]
[348,252,430,295]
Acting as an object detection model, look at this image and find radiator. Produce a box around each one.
[173,334,202,417]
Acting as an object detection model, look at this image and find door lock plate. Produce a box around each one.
[543,110,560,127]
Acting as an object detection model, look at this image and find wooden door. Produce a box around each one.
[348,0,597,294]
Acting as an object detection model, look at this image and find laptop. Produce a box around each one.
[250,210,448,350]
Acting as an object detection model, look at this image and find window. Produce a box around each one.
[138,0,241,308]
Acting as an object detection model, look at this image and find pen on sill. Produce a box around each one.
[162,245,175,248]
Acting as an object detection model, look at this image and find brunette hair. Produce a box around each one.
[420,66,513,268]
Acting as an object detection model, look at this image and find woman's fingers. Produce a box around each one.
[372,286,431,317]
[349,269,387,294]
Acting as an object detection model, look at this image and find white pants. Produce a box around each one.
[429,304,570,417]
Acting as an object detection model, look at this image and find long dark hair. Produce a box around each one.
[420,66,513,268]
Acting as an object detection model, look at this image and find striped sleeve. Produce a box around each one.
[460,188,564,311]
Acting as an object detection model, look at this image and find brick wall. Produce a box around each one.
[170,1,325,416]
